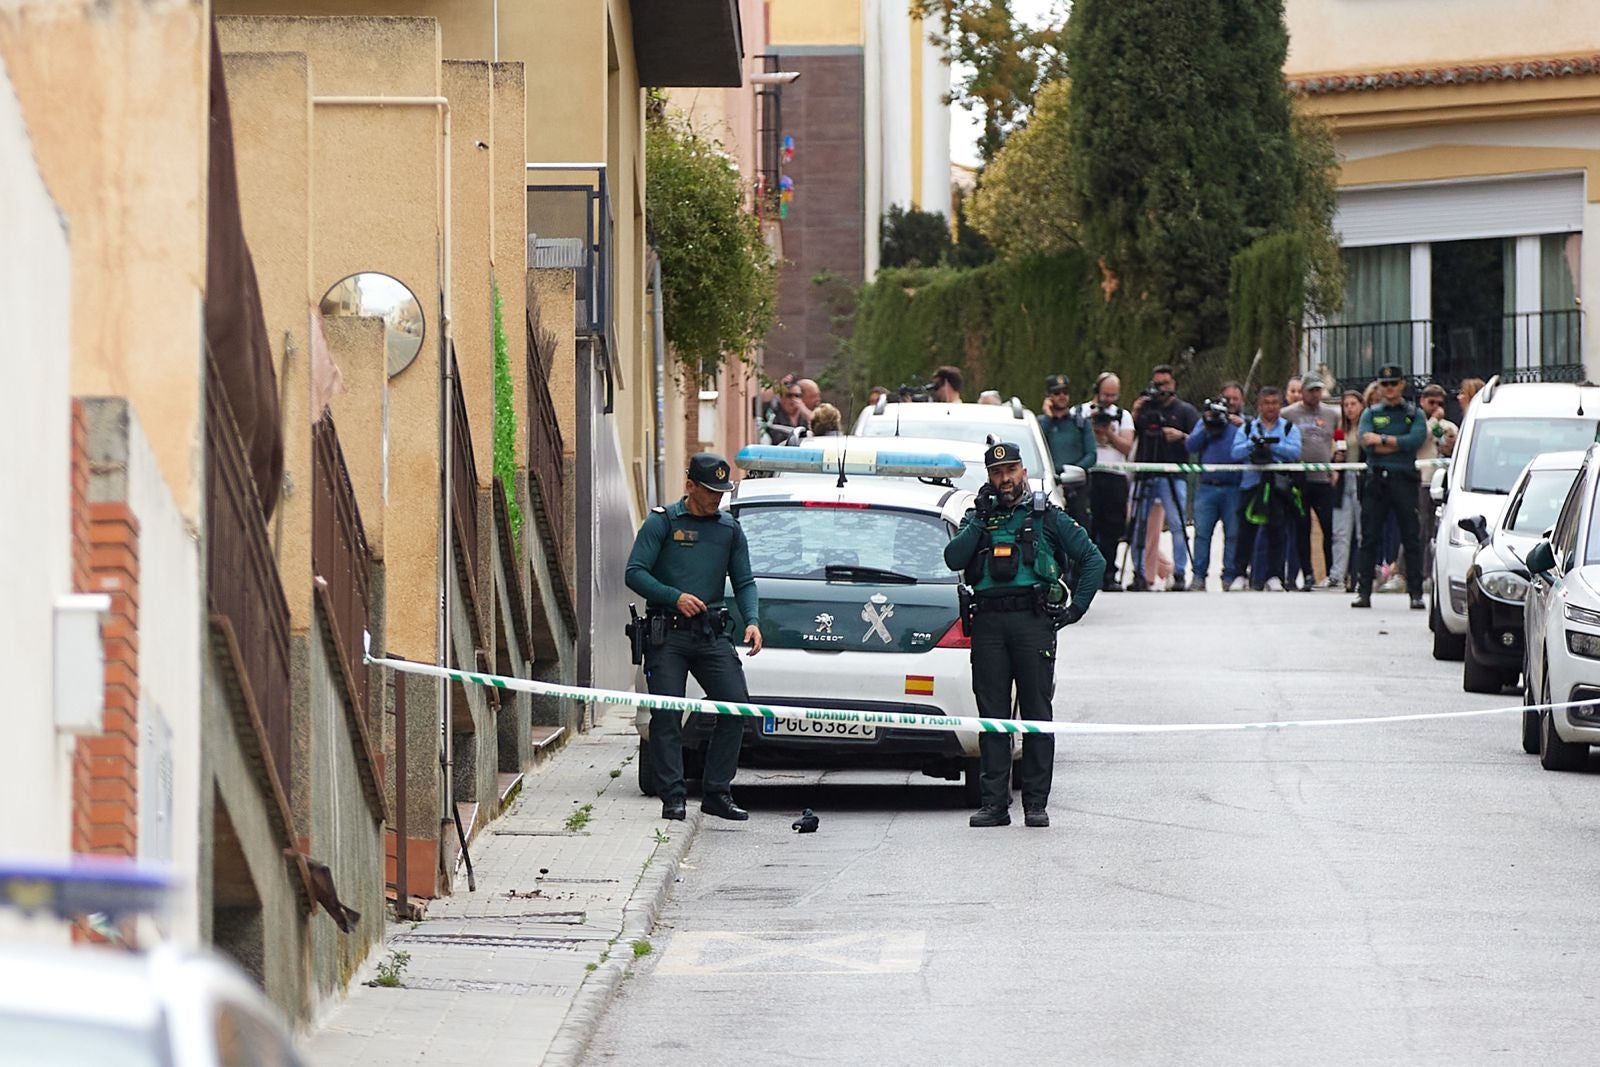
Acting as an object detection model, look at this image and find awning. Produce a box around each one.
[632,0,744,88]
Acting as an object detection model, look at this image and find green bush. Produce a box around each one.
[491,277,522,548]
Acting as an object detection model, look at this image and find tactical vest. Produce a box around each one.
[966,493,1063,593]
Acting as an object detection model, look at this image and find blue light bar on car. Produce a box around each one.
[0,858,173,920]
[736,442,966,479]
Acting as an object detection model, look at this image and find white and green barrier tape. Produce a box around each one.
[364,643,1569,737]
[1098,458,1448,475]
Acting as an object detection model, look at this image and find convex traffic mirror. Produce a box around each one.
[319,272,425,378]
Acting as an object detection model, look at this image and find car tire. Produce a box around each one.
[1521,710,1541,756]
[1462,634,1502,694]
[961,758,983,808]
[637,739,657,797]
[1431,593,1465,661]
[1540,670,1588,771]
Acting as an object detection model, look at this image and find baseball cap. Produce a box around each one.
[984,442,1024,469]
[1302,375,1325,391]
[1377,364,1405,384]
[687,452,735,492]
[1045,374,1070,393]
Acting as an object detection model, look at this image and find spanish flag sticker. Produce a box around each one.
[905,675,934,696]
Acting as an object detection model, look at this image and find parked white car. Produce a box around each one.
[851,399,1066,507]
[1523,444,1600,770]
[1430,378,1600,660]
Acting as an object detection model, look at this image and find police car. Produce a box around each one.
[637,441,1016,805]
[851,399,1067,507]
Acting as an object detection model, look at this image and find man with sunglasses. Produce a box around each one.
[1039,373,1095,527]
[1352,364,1428,610]
[762,378,810,445]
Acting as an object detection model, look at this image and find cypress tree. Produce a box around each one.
[1068,0,1300,360]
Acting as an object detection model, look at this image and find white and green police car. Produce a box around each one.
[637,439,1027,805]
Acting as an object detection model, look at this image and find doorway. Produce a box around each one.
[1431,238,1510,381]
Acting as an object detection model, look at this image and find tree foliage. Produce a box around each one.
[1067,0,1313,358]
[490,277,522,548]
[880,204,953,269]
[645,109,777,378]
[913,0,1067,162]
[967,79,1075,260]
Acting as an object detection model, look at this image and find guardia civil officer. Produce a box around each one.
[944,442,1105,828]
[1351,364,1428,611]
[624,453,763,822]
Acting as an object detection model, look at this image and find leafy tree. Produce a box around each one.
[949,186,996,268]
[967,79,1074,260]
[1067,0,1309,359]
[881,204,953,269]
[913,0,1068,162]
[645,109,777,378]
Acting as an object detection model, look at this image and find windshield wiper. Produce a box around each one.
[824,564,918,584]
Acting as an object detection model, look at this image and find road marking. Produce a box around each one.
[655,931,926,976]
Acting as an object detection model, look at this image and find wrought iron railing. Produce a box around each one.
[205,353,292,806]
[312,413,372,730]
[449,345,480,595]
[525,308,567,557]
[1301,310,1585,387]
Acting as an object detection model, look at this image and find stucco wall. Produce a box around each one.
[324,317,388,556]
[491,62,528,468]
[0,52,74,943]
[769,0,861,45]
[1285,0,1600,75]
[443,59,496,488]
[0,0,207,521]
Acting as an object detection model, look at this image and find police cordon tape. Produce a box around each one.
[1097,458,1448,475]
[363,648,1578,737]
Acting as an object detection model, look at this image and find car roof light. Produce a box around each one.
[735,441,966,480]
[0,858,173,920]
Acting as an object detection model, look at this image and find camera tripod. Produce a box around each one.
[1119,470,1194,589]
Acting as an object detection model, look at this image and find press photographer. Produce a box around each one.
[1072,373,1135,590]
[1127,363,1198,591]
[1229,385,1302,591]
[1185,381,1245,591]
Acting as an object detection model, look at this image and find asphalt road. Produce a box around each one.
[583,590,1600,1066]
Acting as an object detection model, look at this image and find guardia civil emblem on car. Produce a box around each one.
[861,592,895,645]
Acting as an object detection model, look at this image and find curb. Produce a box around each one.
[541,807,703,1067]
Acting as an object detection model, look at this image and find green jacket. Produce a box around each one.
[1039,411,1097,472]
[1358,401,1427,475]
[944,494,1105,611]
[624,500,760,621]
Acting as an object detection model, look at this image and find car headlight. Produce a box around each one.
[1478,571,1529,604]
[1564,602,1600,627]
[1568,631,1600,659]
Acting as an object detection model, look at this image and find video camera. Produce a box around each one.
[1248,432,1280,464]
[896,382,935,403]
[1201,397,1230,429]
[1089,401,1122,427]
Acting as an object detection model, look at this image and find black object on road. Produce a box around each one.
[792,809,819,834]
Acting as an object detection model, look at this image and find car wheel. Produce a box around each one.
[683,746,706,785]
[1462,635,1501,694]
[1521,710,1541,756]
[1540,670,1588,771]
[1431,593,1465,661]
[961,758,983,808]
[637,739,657,797]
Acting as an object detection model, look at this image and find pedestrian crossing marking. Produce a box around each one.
[655,931,926,975]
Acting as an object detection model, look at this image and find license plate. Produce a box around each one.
[761,718,878,740]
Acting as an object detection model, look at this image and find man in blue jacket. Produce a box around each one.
[1230,385,1302,591]
[1186,382,1245,591]
[1352,364,1429,610]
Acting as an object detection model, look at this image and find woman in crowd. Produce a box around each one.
[1328,388,1366,591]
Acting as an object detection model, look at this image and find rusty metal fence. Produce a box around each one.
[312,413,373,730]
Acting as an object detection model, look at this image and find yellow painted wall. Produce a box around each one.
[491,62,529,468]
[0,0,209,520]
[769,0,861,46]
[443,60,497,487]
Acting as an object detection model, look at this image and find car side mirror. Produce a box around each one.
[1429,467,1448,504]
[1525,539,1557,575]
[1457,514,1489,546]
[1057,465,1087,490]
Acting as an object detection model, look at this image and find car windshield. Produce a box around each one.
[1463,418,1599,494]
[0,1014,164,1067]
[1505,468,1579,534]
[736,504,956,583]
[860,417,1047,473]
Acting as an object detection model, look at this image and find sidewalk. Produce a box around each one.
[307,711,698,1067]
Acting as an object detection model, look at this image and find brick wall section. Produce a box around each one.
[69,401,94,853]
[79,502,141,856]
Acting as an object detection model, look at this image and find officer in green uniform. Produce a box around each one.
[1352,364,1429,611]
[624,453,763,822]
[944,442,1105,828]
[1038,373,1097,528]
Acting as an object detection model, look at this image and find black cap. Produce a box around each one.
[984,441,1024,469]
[1045,373,1070,393]
[687,452,735,492]
[1377,363,1406,383]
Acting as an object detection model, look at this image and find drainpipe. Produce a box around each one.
[650,251,667,506]
[312,95,457,838]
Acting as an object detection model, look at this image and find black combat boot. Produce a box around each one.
[661,800,686,821]
[701,793,749,821]
[968,806,1011,828]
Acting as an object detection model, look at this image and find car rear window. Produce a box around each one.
[1463,418,1599,494]
[1505,468,1579,534]
[859,417,1047,473]
[736,504,956,583]
[0,1015,164,1067]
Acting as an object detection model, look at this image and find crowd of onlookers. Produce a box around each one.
[754,361,1478,595]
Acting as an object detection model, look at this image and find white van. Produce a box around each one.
[1430,378,1600,659]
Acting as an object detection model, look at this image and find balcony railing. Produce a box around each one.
[1301,310,1586,387]
[449,346,481,625]
[312,413,372,730]
[527,163,615,413]
[526,307,567,557]
[205,353,293,806]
